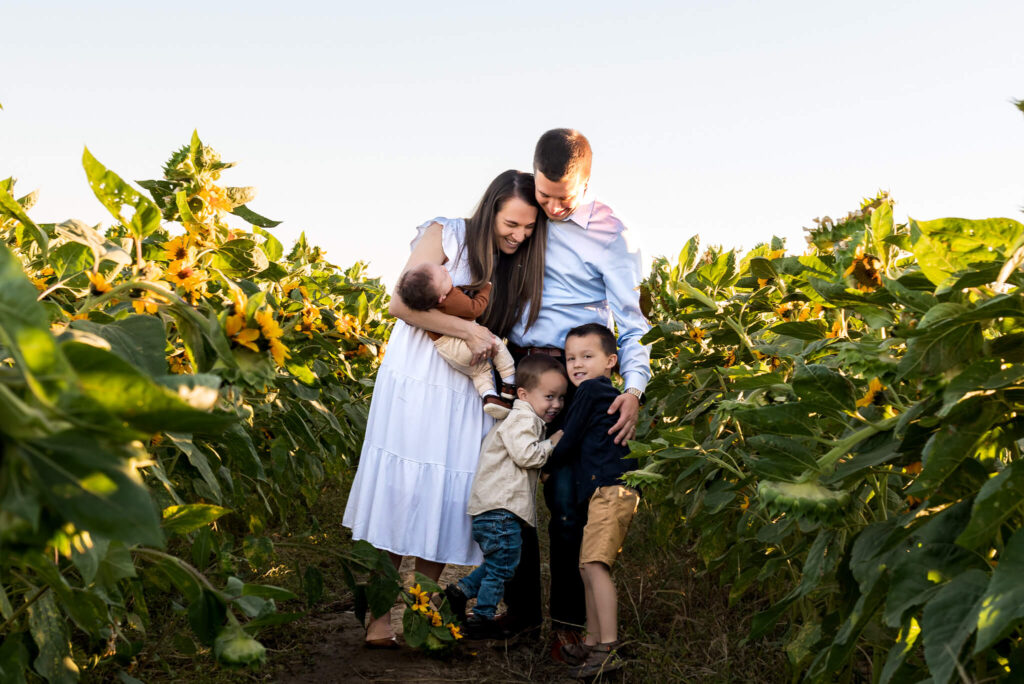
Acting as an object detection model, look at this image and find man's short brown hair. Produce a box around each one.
[533,128,592,182]
[516,353,567,391]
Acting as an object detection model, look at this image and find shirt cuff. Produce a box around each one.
[622,372,649,395]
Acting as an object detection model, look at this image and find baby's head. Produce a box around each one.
[396,263,454,311]
[515,354,568,423]
[564,323,618,386]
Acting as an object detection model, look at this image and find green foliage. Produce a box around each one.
[632,191,1024,682]
[0,136,398,680]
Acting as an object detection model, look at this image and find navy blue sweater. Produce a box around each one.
[547,376,635,505]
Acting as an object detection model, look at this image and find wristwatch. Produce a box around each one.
[624,387,644,403]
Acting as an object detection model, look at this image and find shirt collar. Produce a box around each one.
[562,195,595,230]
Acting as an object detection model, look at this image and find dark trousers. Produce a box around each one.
[501,348,587,630]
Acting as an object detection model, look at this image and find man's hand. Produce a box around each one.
[549,429,564,446]
[607,392,640,445]
[466,323,499,365]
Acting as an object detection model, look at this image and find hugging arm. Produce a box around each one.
[544,382,593,473]
[498,411,554,469]
[388,223,498,362]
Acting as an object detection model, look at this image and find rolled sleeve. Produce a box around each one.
[603,232,652,392]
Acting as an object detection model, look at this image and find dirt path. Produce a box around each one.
[274,563,580,683]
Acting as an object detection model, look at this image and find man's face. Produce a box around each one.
[534,169,588,222]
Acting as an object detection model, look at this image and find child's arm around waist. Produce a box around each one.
[497,409,555,469]
[544,380,596,472]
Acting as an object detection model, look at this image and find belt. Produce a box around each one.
[508,343,564,358]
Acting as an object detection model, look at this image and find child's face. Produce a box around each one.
[517,370,567,423]
[564,333,617,386]
[427,264,454,303]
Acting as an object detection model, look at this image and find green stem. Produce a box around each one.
[134,547,225,599]
[805,416,900,480]
[0,584,49,635]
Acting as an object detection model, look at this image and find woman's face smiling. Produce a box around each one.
[493,196,538,255]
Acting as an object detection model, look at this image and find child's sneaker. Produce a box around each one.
[483,395,512,419]
[567,641,624,678]
[442,584,468,623]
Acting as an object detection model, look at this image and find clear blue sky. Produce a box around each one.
[3,1,1022,285]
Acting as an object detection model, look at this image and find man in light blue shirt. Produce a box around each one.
[501,129,651,654]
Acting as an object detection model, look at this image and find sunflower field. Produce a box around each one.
[632,189,1024,681]
[0,133,394,681]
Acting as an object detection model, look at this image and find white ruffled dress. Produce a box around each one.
[342,218,491,566]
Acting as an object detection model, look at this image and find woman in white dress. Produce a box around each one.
[342,170,548,645]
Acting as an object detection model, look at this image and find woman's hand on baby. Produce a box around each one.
[466,323,499,365]
[549,429,564,445]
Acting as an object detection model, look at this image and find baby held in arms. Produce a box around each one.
[396,262,516,419]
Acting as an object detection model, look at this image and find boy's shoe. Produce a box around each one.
[483,395,512,419]
[548,628,583,663]
[499,382,517,400]
[442,584,468,623]
[462,614,505,640]
[559,640,593,666]
[567,641,624,678]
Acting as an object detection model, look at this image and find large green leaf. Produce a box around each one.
[27,590,79,684]
[0,634,30,684]
[922,569,988,684]
[211,239,269,278]
[82,148,162,240]
[19,434,163,547]
[956,461,1024,549]
[166,433,224,504]
[884,543,979,628]
[906,403,998,497]
[162,504,231,535]
[71,315,167,377]
[0,184,48,252]
[975,527,1024,653]
[0,243,71,402]
[61,341,235,434]
[912,217,1024,286]
[733,403,820,437]
[792,364,856,414]
[47,242,92,280]
[230,204,281,228]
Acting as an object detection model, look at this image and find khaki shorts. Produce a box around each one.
[579,485,640,568]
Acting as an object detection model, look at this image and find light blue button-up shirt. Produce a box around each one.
[509,198,652,393]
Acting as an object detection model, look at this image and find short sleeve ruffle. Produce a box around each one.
[412,217,465,265]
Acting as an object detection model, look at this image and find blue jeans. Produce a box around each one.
[457,509,523,619]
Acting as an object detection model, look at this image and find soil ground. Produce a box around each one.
[112,479,787,683]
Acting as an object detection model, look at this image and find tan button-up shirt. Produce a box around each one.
[467,399,555,527]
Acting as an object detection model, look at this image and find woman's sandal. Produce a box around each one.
[567,640,624,678]
[364,635,400,649]
[559,640,593,666]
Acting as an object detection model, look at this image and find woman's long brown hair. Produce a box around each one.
[460,170,547,339]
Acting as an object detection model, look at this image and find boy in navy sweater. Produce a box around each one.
[546,323,640,677]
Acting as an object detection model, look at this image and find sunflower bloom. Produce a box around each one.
[843,245,883,292]
[132,298,160,315]
[30,267,55,291]
[825,319,844,339]
[430,611,443,627]
[87,271,113,295]
[234,327,261,353]
[448,623,462,640]
[775,302,793,319]
[254,309,283,339]
[856,377,885,408]
[767,248,785,260]
[269,339,290,366]
[163,235,193,262]
[688,327,706,342]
